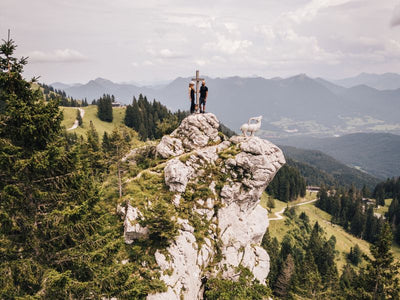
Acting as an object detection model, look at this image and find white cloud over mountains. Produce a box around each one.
[28,49,87,63]
[2,0,400,83]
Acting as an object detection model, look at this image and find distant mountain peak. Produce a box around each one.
[92,77,114,85]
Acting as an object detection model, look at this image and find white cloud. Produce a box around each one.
[284,0,353,24]
[159,48,186,59]
[203,34,252,55]
[27,49,87,63]
[142,60,154,66]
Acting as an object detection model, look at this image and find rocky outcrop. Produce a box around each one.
[156,113,221,158]
[125,113,285,300]
[124,204,149,244]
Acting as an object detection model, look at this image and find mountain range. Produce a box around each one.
[49,73,400,136]
[332,72,400,90]
[272,132,400,179]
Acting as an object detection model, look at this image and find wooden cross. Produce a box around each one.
[191,70,204,105]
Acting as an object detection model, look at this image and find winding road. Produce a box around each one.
[67,108,85,131]
[269,198,318,221]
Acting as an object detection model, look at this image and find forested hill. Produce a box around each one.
[281,145,380,189]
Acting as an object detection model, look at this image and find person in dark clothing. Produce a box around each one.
[199,80,208,113]
[189,81,196,114]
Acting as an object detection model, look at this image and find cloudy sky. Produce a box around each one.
[2,0,400,84]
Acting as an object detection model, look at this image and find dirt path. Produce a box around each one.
[269,198,318,221]
[67,108,85,131]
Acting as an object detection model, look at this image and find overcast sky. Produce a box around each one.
[2,0,400,84]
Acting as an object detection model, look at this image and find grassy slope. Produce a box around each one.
[262,195,400,272]
[375,198,393,215]
[61,105,126,137]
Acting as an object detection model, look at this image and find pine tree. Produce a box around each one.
[76,108,82,126]
[348,244,362,266]
[97,94,113,122]
[0,36,99,298]
[274,254,295,298]
[362,222,400,299]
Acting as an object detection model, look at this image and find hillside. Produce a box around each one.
[61,105,126,137]
[264,198,400,271]
[273,132,400,179]
[281,145,380,188]
[49,75,400,137]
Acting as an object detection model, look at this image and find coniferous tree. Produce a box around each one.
[362,222,400,299]
[97,94,113,122]
[76,108,82,126]
[348,244,362,266]
[0,37,99,298]
[267,165,306,202]
[274,254,295,298]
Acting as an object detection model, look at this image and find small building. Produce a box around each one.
[306,186,321,192]
[112,101,123,107]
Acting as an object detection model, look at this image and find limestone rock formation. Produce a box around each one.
[124,204,149,244]
[124,113,285,300]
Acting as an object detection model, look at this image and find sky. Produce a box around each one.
[2,0,400,84]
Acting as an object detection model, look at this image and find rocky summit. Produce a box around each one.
[122,113,285,300]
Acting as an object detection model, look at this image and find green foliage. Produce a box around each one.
[124,94,188,140]
[317,186,383,244]
[125,171,178,247]
[362,222,400,299]
[97,94,113,122]
[348,244,362,266]
[76,108,83,126]
[340,222,400,299]
[39,82,86,107]
[204,267,271,300]
[264,209,339,298]
[267,164,306,202]
[374,177,400,243]
[0,37,166,299]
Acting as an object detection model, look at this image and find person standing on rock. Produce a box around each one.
[189,81,196,114]
[199,80,208,113]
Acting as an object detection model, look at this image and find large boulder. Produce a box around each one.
[156,113,220,158]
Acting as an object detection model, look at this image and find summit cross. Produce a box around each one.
[191,70,204,106]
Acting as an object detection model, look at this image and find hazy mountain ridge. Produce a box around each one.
[280,145,380,188]
[49,74,400,136]
[273,132,400,179]
[333,72,400,90]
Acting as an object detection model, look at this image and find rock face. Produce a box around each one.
[127,113,285,300]
[124,204,149,244]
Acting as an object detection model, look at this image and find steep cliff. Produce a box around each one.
[121,113,285,299]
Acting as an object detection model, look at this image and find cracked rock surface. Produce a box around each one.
[126,113,285,300]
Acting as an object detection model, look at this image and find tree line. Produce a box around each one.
[95,93,114,122]
[373,177,400,244]
[316,186,386,244]
[39,83,88,107]
[124,94,188,140]
[266,164,306,202]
